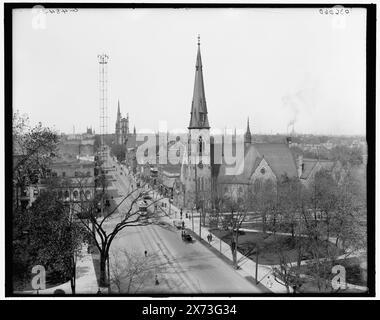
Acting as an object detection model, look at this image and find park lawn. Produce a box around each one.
[211,229,343,266]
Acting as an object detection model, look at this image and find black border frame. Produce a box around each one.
[4,2,376,298]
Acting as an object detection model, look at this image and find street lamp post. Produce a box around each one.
[198,206,201,238]
[192,206,195,231]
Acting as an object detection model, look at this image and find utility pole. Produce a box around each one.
[192,206,194,231]
[255,247,259,284]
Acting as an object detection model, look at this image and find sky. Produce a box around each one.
[13,7,367,135]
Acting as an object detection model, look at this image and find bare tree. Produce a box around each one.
[277,175,304,239]
[221,188,251,269]
[252,179,276,233]
[109,249,162,293]
[272,247,303,294]
[67,172,167,286]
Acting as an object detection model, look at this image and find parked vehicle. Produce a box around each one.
[182,232,192,242]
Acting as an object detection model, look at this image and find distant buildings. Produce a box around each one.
[14,129,96,209]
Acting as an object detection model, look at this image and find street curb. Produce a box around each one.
[185,227,271,293]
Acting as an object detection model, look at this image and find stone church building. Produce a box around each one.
[115,100,130,145]
[176,37,300,210]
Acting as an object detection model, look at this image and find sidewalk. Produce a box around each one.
[150,190,289,293]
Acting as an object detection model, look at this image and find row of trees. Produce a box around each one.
[290,144,365,166]
[12,112,84,291]
[211,166,366,292]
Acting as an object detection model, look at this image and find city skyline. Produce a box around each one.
[13,8,366,136]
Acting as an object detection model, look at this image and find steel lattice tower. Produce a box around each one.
[98,54,109,167]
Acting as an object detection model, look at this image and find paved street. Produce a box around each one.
[103,155,264,294]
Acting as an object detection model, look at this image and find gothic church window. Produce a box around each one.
[198,136,203,155]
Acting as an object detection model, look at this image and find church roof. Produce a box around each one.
[217,143,298,184]
[254,143,298,179]
[188,36,210,129]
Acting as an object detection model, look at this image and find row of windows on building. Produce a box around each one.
[51,171,92,178]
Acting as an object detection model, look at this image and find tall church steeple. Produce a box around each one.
[183,35,212,209]
[244,117,252,145]
[117,100,121,121]
[188,35,210,129]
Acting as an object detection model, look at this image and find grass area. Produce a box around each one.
[211,229,343,266]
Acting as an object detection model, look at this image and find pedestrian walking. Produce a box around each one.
[209,233,213,243]
[180,208,183,219]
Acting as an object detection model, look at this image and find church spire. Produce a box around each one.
[188,35,210,129]
[245,117,252,144]
[117,100,121,121]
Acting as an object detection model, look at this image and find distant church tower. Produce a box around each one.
[115,100,129,145]
[183,35,212,209]
[244,117,252,146]
[115,100,122,144]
